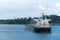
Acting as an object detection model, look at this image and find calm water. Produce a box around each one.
[0,24,60,40]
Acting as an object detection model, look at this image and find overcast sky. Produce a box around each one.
[0,0,60,19]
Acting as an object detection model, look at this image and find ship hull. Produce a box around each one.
[25,25,51,33]
[34,27,51,33]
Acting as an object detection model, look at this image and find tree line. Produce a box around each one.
[0,15,60,24]
[0,17,33,24]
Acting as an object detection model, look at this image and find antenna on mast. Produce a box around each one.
[42,13,45,20]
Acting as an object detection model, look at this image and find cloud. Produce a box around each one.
[0,0,60,19]
[39,5,45,10]
[16,0,39,4]
[55,3,60,8]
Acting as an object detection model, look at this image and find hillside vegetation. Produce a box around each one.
[0,15,60,24]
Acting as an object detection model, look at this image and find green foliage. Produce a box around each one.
[0,15,60,24]
[46,15,60,24]
[0,17,33,24]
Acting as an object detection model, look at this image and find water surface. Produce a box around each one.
[0,24,60,40]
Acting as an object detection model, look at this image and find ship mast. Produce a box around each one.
[42,13,45,20]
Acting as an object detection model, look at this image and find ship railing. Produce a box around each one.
[26,24,51,26]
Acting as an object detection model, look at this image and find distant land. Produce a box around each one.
[0,15,60,25]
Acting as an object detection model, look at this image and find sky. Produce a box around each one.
[0,0,60,19]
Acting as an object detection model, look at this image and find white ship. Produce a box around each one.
[25,13,51,33]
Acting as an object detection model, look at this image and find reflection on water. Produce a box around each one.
[0,24,60,40]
